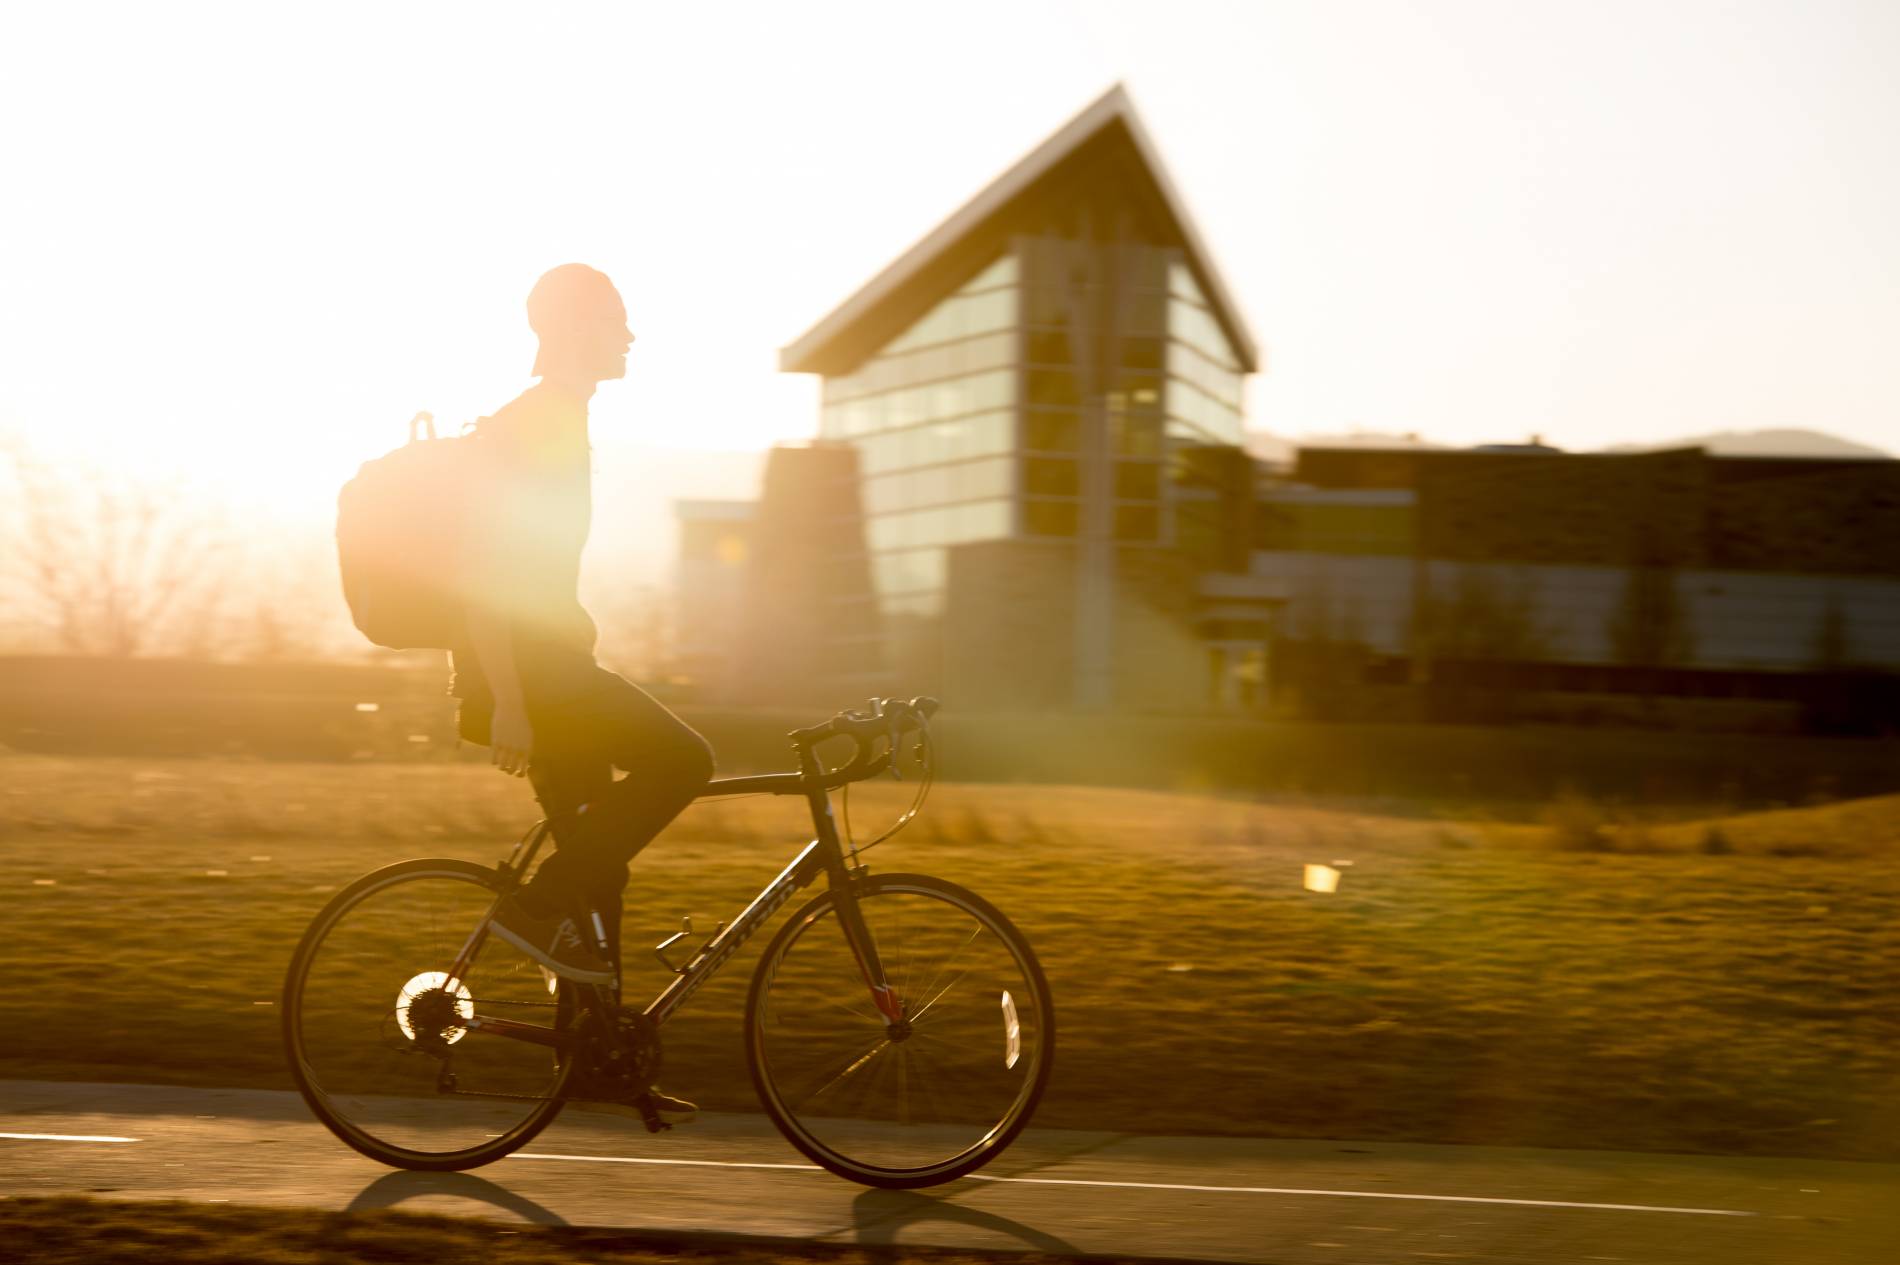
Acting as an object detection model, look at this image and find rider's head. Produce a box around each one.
[528,264,633,389]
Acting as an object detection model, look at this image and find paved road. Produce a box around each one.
[1,1081,1891,1264]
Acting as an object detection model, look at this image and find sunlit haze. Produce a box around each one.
[3,0,1895,530]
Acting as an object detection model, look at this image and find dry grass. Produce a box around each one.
[2,755,1897,1161]
[0,1196,1088,1265]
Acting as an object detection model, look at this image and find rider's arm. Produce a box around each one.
[467,604,533,778]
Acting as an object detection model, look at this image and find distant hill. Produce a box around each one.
[1603,428,1891,459]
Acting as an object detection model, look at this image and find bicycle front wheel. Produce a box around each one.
[745,872,1054,1188]
[283,858,575,1170]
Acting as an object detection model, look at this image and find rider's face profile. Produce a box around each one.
[529,264,634,385]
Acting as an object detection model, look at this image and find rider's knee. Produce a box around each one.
[670,728,715,793]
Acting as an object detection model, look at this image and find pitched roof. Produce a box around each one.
[780,84,1258,376]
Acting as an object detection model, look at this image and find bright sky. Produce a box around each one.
[2,0,1896,526]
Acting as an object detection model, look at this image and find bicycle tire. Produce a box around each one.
[282,857,575,1171]
[744,871,1055,1188]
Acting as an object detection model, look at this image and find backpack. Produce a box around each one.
[336,411,491,650]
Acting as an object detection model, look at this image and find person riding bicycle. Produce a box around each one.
[453,264,715,1045]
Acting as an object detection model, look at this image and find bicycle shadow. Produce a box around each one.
[346,1169,570,1225]
[850,1186,1079,1255]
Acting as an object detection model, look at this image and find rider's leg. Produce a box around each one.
[522,668,714,946]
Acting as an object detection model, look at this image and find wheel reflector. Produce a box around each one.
[1002,989,1020,1069]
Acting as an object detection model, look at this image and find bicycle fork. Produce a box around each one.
[800,746,906,1027]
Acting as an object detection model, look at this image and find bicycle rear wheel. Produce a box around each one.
[745,872,1054,1188]
[283,858,575,1170]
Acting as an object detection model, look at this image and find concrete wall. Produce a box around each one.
[732,445,881,704]
[943,539,1203,710]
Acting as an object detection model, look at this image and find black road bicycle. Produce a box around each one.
[282,697,1054,1189]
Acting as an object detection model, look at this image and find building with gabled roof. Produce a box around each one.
[775,85,1265,709]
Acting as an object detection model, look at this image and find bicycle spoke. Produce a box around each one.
[750,878,1049,1184]
[907,1026,989,1057]
[288,863,569,1165]
[905,923,983,1018]
[802,1037,891,1105]
[908,963,979,1025]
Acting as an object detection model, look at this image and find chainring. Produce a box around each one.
[572,1005,662,1100]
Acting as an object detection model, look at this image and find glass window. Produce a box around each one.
[872,248,1019,359]
[1120,338,1164,370]
[1169,299,1240,372]
[1167,342,1243,410]
[1024,500,1078,537]
[908,343,952,384]
[1025,328,1069,365]
[873,548,946,594]
[966,251,1019,292]
[866,513,904,552]
[928,378,972,419]
[912,465,951,507]
[862,472,900,515]
[1128,291,1167,337]
[1028,370,1080,407]
[1025,409,1080,452]
[945,499,1011,544]
[965,288,1016,335]
[1025,285,1072,328]
[1114,504,1160,541]
[1113,368,1164,401]
[1024,457,1079,497]
[885,385,922,428]
[951,455,1013,500]
[1111,413,1162,457]
[1166,382,1242,445]
[1168,261,1205,305]
[865,454,1014,511]
[1114,461,1160,501]
[949,331,1014,375]
[971,369,1015,412]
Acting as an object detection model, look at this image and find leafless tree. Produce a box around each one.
[235,534,356,662]
[0,439,239,658]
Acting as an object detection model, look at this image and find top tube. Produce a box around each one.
[694,696,935,800]
[696,771,806,798]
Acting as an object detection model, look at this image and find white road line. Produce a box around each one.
[512,1152,821,1173]
[507,1152,1755,1218]
[964,1172,1757,1217]
[0,1132,140,1143]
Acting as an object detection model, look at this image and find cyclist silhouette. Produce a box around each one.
[451,265,714,1047]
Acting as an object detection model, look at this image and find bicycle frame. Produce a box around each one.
[455,738,903,1057]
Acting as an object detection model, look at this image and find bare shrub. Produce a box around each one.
[1545,792,1614,852]
[1768,841,1828,859]
[0,441,237,658]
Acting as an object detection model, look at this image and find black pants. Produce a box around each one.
[479,668,714,949]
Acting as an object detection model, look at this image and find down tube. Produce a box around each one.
[645,841,824,1027]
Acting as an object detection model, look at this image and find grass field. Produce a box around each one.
[2,754,1897,1162]
[7,655,1900,812]
[0,1196,1064,1265]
